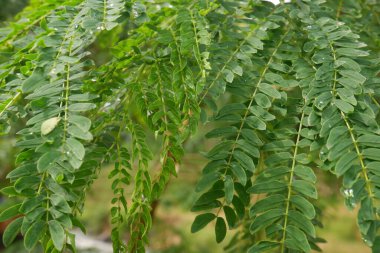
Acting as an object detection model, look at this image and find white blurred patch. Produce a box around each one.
[268,0,291,4]
[73,230,113,253]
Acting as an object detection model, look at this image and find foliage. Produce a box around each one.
[0,0,380,252]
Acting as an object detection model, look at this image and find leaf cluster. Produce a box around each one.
[0,0,380,253]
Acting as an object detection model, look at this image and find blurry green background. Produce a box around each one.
[0,1,371,253]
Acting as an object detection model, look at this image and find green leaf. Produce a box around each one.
[26,107,62,126]
[2,217,23,247]
[246,116,266,130]
[241,129,263,146]
[250,194,285,216]
[264,140,295,152]
[26,85,63,100]
[68,155,83,170]
[68,103,96,112]
[234,151,255,172]
[206,126,238,138]
[191,201,221,212]
[231,164,247,185]
[285,225,311,252]
[294,165,316,183]
[68,115,91,132]
[24,220,46,251]
[14,176,40,192]
[0,204,21,222]
[224,175,234,204]
[328,138,352,161]
[22,69,46,93]
[224,69,234,83]
[288,210,316,237]
[66,137,85,160]
[217,103,246,117]
[223,206,236,229]
[362,149,380,161]
[60,56,80,63]
[326,126,347,149]
[338,70,366,84]
[20,197,43,214]
[196,172,221,192]
[335,58,361,71]
[231,64,243,76]
[265,73,283,84]
[232,197,245,219]
[337,77,361,89]
[50,194,72,214]
[248,181,287,194]
[255,93,271,108]
[259,83,281,99]
[1,186,19,196]
[312,51,333,64]
[250,106,275,121]
[303,41,315,53]
[69,93,98,101]
[367,162,380,174]
[337,88,357,105]
[247,37,263,50]
[237,140,260,158]
[335,99,354,113]
[37,151,61,173]
[16,138,45,149]
[335,48,369,57]
[335,152,357,176]
[49,220,65,251]
[358,135,380,148]
[191,213,216,233]
[373,236,380,253]
[292,180,318,199]
[250,209,283,234]
[270,62,290,73]
[290,195,316,219]
[194,190,224,206]
[327,30,350,40]
[215,217,227,243]
[315,92,333,110]
[6,164,36,180]
[248,241,279,253]
[67,125,93,141]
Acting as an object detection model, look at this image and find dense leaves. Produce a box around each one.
[0,0,380,252]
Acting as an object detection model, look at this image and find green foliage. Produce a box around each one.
[0,0,380,252]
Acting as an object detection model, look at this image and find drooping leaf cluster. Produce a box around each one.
[0,0,380,253]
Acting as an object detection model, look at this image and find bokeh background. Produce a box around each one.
[0,1,371,253]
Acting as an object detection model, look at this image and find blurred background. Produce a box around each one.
[0,1,371,253]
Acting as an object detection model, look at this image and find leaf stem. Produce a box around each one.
[198,7,278,106]
[0,92,21,118]
[341,112,374,198]
[336,0,344,19]
[280,106,305,253]
[216,26,290,217]
[61,41,73,151]
[327,30,375,201]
